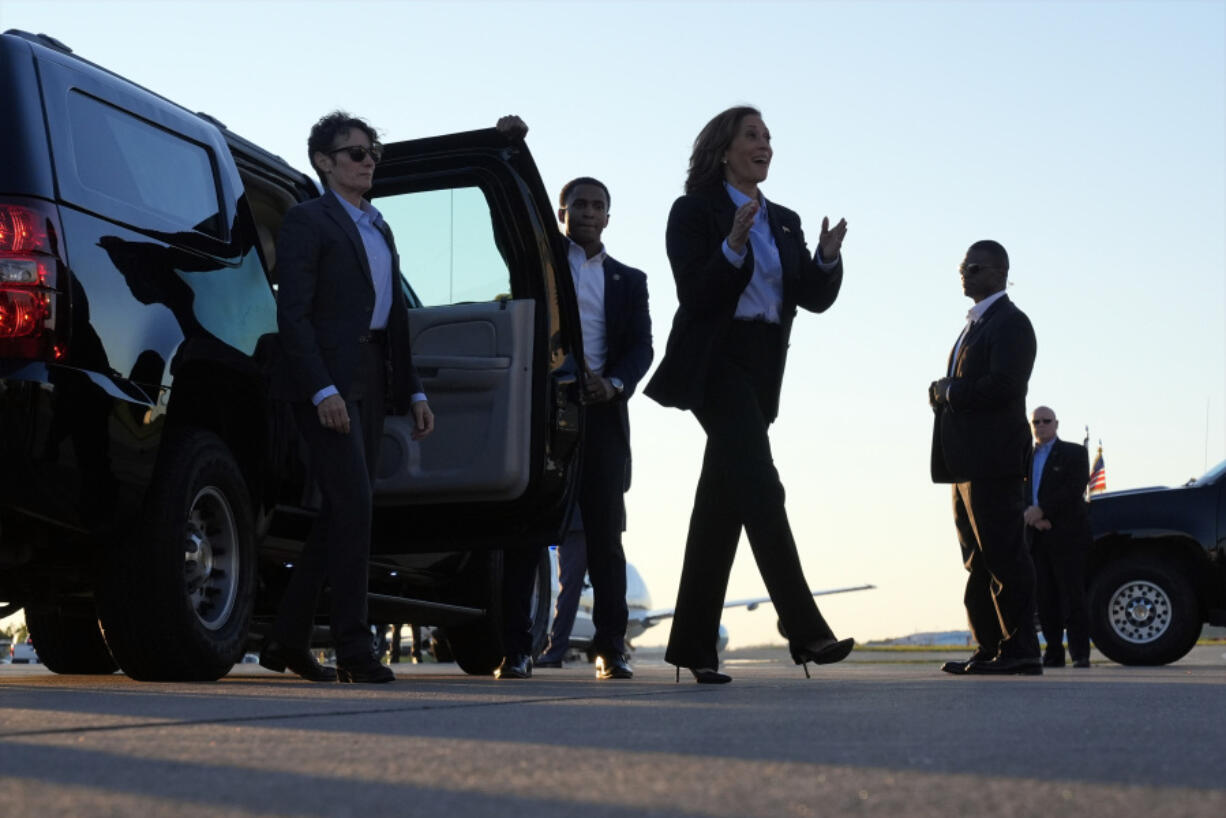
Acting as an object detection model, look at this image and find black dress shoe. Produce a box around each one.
[533,658,563,669]
[336,654,395,683]
[964,655,1043,675]
[1072,657,1091,668]
[1042,655,1066,668]
[940,649,993,675]
[594,653,633,680]
[259,641,337,682]
[791,637,854,677]
[495,654,532,679]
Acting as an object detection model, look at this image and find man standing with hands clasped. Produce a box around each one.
[261,111,434,684]
[1025,406,1093,668]
[493,116,652,681]
[930,240,1041,676]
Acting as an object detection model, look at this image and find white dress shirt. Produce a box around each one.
[568,239,608,374]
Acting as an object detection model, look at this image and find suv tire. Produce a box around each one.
[24,602,118,674]
[445,550,505,676]
[1088,556,1202,666]
[98,429,255,681]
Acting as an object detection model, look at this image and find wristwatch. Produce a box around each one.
[609,376,625,396]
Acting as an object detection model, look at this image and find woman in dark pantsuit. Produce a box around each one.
[644,106,853,683]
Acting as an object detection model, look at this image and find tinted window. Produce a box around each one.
[67,91,224,238]
[374,187,508,307]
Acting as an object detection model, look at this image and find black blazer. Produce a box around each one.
[644,186,842,423]
[599,255,653,446]
[930,294,1036,483]
[1027,438,1092,547]
[271,193,422,412]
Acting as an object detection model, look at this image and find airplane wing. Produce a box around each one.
[632,584,875,630]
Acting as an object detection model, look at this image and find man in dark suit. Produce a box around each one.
[261,112,434,684]
[1025,406,1093,668]
[930,240,1041,675]
[495,171,652,681]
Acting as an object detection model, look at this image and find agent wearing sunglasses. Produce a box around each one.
[1024,407,1093,668]
[929,240,1040,676]
[263,111,434,684]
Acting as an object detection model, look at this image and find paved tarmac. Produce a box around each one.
[2,644,1224,817]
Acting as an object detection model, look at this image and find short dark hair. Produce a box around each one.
[559,177,610,209]
[968,239,1010,273]
[307,111,380,188]
[685,105,761,194]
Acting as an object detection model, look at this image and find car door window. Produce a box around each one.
[374,187,508,305]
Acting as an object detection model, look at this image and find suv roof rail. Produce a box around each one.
[3,30,73,53]
[196,111,229,132]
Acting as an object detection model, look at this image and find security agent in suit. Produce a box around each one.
[930,240,1040,675]
[495,173,653,681]
[261,112,434,684]
[1024,406,1093,668]
[645,106,854,683]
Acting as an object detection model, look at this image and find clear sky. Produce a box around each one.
[3,0,1224,648]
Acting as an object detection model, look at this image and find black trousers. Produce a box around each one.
[271,341,386,662]
[952,478,1040,658]
[665,321,833,670]
[501,402,629,658]
[1032,534,1091,660]
[501,544,545,658]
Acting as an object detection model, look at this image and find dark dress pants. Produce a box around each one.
[271,341,386,662]
[1032,533,1091,660]
[665,321,833,671]
[501,545,545,658]
[539,526,587,663]
[952,478,1041,659]
[579,402,630,658]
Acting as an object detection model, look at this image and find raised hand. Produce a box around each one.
[818,216,848,262]
[727,200,759,254]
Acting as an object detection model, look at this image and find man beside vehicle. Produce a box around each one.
[930,240,1041,675]
[1025,406,1093,668]
[495,120,652,680]
[261,111,434,684]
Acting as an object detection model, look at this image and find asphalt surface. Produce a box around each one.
[1,645,1224,817]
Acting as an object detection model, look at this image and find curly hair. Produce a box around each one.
[307,111,380,188]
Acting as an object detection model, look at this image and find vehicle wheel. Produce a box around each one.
[428,628,454,663]
[1088,556,1201,666]
[24,603,118,674]
[445,550,505,675]
[98,429,255,681]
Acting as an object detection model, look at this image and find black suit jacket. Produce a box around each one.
[644,187,842,422]
[1028,438,1092,548]
[271,193,422,411]
[930,294,1036,483]
[598,255,653,463]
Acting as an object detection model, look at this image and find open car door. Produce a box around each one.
[364,127,582,554]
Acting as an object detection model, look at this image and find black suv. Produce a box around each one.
[1087,459,1226,665]
[0,30,582,680]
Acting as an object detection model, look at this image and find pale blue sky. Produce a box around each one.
[4,0,1223,646]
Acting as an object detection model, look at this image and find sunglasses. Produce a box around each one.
[960,262,997,276]
[326,144,383,164]
[1031,418,1055,425]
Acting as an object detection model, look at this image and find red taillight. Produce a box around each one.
[0,203,46,254]
[0,199,63,359]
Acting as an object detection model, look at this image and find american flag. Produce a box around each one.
[1088,444,1107,494]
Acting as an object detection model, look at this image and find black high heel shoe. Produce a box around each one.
[674,666,732,684]
[790,637,855,678]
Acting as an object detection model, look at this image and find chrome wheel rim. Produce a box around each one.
[182,486,239,631]
[1108,580,1172,644]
